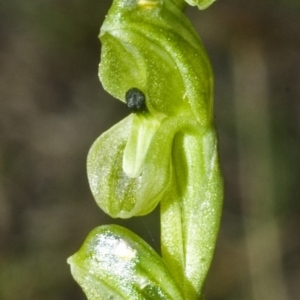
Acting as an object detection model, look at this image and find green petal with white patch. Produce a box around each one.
[68,225,184,300]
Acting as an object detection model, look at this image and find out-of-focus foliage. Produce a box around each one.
[0,0,299,299]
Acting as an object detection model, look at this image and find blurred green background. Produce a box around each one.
[0,0,299,299]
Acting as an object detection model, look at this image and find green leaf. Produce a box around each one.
[68,225,184,300]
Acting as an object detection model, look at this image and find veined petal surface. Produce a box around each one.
[99,0,214,127]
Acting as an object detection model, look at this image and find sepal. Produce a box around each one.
[99,0,214,126]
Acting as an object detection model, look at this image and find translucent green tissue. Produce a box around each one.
[68,225,184,300]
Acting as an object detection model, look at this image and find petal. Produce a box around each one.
[68,225,184,300]
[123,113,160,178]
[87,115,173,218]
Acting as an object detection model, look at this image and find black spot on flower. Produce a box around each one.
[125,88,147,113]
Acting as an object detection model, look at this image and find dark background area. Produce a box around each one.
[0,0,299,299]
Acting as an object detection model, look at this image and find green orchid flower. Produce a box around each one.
[69,0,223,299]
[89,0,216,217]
